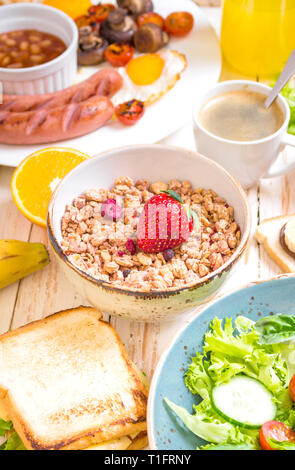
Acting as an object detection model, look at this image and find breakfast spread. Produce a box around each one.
[165,313,295,450]
[0,69,123,144]
[1,0,295,455]
[0,307,148,450]
[198,90,284,141]
[60,177,240,292]
[0,29,66,68]
[255,214,295,273]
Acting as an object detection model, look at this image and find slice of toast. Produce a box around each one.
[0,307,148,450]
[255,214,295,272]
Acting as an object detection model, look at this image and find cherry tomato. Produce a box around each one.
[105,43,134,67]
[75,15,98,30]
[164,11,194,37]
[260,420,295,450]
[87,4,115,23]
[115,100,145,126]
[290,374,295,401]
[137,12,165,30]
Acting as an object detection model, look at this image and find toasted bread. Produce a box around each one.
[127,431,148,450]
[255,214,295,272]
[0,307,148,450]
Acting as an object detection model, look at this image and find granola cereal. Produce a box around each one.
[61,178,241,292]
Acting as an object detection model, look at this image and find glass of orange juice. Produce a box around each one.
[220,0,295,79]
[43,0,92,19]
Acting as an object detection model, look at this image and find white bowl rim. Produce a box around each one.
[147,272,295,449]
[192,80,290,146]
[0,3,78,75]
[47,144,251,297]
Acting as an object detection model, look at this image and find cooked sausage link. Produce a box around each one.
[0,69,123,112]
[0,95,115,145]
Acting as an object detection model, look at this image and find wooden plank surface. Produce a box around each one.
[1,7,295,384]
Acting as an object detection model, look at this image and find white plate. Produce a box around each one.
[0,0,221,167]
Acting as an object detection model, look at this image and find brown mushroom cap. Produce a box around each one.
[117,0,153,16]
[100,8,137,44]
[134,22,167,53]
[78,34,108,66]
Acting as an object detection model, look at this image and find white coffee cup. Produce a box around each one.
[193,80,295,189]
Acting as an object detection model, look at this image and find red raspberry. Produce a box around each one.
[126,238,136,255]
[101,199,122,221]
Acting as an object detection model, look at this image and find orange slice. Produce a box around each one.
[11,147,89,228]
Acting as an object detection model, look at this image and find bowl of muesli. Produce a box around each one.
[47,145,251,322]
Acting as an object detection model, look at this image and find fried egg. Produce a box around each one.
[112,49,187,106]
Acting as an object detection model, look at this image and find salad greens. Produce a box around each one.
[165,314,295,450]
[0,419,25,451]
[0,419,13,437]
[255,314,295,345]
[267,438,295,450]
[279,81,295,135]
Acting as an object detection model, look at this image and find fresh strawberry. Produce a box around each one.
[137,190,197,254]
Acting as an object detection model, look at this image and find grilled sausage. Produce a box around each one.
[0,95,115,144]
[0,69,123,112]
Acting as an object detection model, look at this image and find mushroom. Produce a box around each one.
[78,26,108,65]
[100,8,138,44]
[134,23,169,53]
[117,0,153,16]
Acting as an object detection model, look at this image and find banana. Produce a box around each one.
[285,218,295,254]
[0,240,50,289]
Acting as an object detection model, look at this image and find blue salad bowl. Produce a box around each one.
[147,274,295,450]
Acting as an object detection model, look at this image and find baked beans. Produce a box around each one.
[0,29,66,68]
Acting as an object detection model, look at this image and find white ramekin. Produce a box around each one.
[0,3,78,95]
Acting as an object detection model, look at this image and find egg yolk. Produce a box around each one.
[126,54,165,86]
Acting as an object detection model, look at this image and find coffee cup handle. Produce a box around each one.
[263,133,295,179]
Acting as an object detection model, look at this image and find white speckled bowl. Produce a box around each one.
[47,145,251,322]
[0,3,78,95]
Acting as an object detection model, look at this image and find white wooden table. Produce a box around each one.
[0,6,295,382]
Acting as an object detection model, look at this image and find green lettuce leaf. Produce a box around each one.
[202,443,255,450]
[273,343,295,383]
[268,438,295,450]
[164,398,236,444]
[164,397,259,447]
[255,314,295,345]
[0,419,13,437]
[203,317,257,359]
[279,82,295,135]
[184,353,212,400]
[0,419,25,450]
[2,432,26,451]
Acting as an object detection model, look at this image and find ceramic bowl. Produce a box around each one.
[47,145,251,322]
[148,274,295,449]
[0,3,78,95]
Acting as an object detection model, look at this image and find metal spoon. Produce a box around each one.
[265,49,295,108]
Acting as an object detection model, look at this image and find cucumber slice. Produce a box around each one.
[211,375,276,429]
